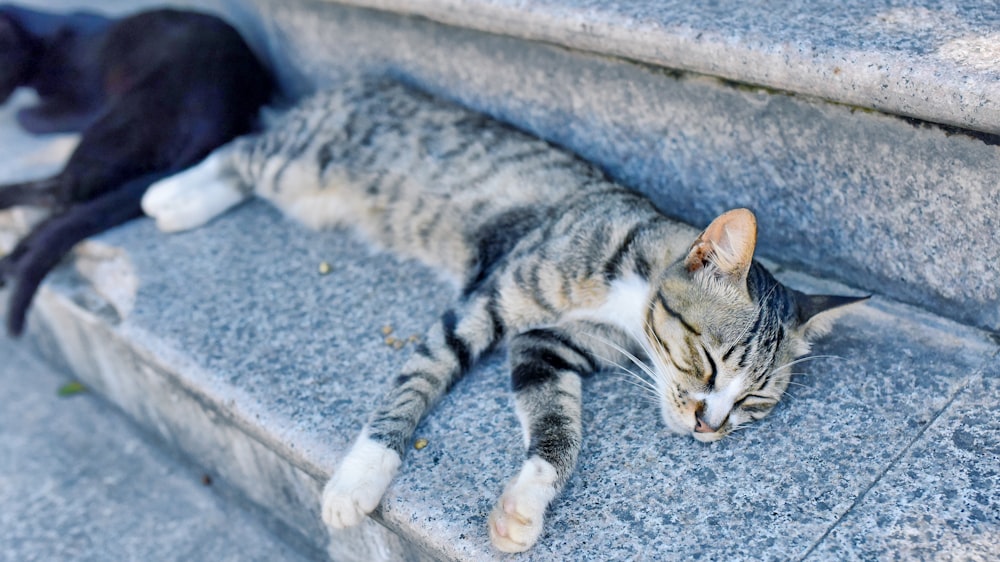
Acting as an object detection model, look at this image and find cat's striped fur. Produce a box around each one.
[142,77,864,552]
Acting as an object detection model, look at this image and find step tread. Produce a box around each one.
[31,200,993,560]
[806,361,1000,560]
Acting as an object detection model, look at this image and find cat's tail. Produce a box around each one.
[0,176,61,210]
[2,172,166,336]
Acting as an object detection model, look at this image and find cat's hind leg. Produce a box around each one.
[488,328,592,553]
[323,296,505,529]
[141,143,248,233]
[2,172,165,335]
[17,100,101,134]
[0,176,61,210]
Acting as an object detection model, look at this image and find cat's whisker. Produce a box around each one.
[614,365,660,396]
[585,332,664,389]
[614,375,660,403]
[773,387,801,403]
[725,424,757,440]
[586,340,662,400]
[768,354,844,379]
[637,320,679,382]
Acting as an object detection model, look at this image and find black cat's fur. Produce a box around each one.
[0,4,111,134]
[0,7,275,335]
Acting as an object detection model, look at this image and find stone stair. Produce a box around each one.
[0,334,317,562]
[2,0,998,560]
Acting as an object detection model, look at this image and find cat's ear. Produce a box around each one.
[790,290,870,339]
[685,208,757,285]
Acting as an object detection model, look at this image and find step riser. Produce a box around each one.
[241,0,998,331]
[22,281,433,562]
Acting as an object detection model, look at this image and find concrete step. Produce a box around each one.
[7,202,996,561]
[333,0,1000,136]
[0,336,317,562]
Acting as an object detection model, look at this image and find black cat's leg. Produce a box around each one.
[0,177,65,290]
[489,327,594,552]
[322,292,505,528]
[0,176,62,210]
[16,100,102,134]
[3,172,166,336]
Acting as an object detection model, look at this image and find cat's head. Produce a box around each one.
[643,209,865,443]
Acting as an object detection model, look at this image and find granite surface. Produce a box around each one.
[806,364,1000,561]
[330,0,1000,134]
[15,195,994,560]
[0,336,311,562]
[7,0,999,326]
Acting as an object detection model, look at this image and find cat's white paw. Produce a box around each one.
[488,456,559,553]
[322,435,401,529]
[141,150,246,232]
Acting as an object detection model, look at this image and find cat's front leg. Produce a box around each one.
[489,328,592,552]
[321,430,401,528]
[323,300,504,529]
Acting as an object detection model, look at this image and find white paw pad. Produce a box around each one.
[488,456,559,553]
[322,436,401,529]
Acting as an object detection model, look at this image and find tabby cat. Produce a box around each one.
[141,77,864,552]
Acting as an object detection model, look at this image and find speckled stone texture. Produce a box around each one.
[330,0,1000,135]
[14,198,999,560]
[807,366,1000,561]
[0,336,313,562]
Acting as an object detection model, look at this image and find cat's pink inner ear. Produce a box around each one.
[684,208,758,281]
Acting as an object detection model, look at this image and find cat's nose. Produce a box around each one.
[693,402,721,433]
[694,412,717,433]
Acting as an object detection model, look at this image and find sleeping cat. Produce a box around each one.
[142,77,865,552]
[0,8,274,335]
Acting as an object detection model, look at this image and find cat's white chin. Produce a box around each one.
[692,431,726,443]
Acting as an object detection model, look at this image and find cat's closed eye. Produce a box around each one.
[734,394,776,414]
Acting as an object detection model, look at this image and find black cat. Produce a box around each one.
[0,7,275,335]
